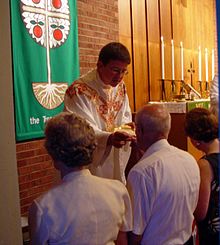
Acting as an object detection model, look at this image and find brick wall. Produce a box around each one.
[78,0,118,74]
[17,0,119,216]
[17,139,58,215]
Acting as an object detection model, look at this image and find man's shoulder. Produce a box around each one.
[131,145,196,171]
[129,155,156,177]
[170,145,196,160]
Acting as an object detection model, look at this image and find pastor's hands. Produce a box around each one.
[108,131,136,148]
[124,122,135,131]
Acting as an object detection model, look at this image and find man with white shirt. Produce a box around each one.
[127,104,200,245]
[64,42,135,183]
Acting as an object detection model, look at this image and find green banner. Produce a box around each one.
[10,0,79,141]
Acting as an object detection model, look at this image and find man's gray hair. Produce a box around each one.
[136,104,171,136]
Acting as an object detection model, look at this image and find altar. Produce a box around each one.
[149,99,210,160]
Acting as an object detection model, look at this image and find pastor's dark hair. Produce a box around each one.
[98,42,131,65]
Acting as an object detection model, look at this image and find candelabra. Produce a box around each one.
[160,79,166,101]
[159,79,183,101]
[159,78,203,101]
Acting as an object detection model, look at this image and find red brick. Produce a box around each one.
[19,181,35,191]
[18,166,31,176]
[18,174,31,184]
[16,150,36,160]
[30,171,46,180]
[17,159,28,168]
[16,140,45,152]
[19,190,29,199]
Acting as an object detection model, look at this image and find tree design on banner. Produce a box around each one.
[20,0,70,109]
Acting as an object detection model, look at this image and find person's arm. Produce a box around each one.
[128,231,142,245]
[194,158,213,221]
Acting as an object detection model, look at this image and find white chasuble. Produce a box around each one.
[64,69,132,183]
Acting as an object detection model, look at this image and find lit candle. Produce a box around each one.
[205,48,208,82]
[171,39,175,80]
[198,46,202,81]
[180,41,184,81]
[212,49,215,80]
[161,36,165,79]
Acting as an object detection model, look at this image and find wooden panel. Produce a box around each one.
[118,0,216,110]
[173,0,193,91]
[146,0,160,101]
[213,1,218,74]
[173,0,216,95]
[190,0,206,93]
[191,0,199,49]
[118,0,134,112]
[173,0,193,48]
[168,113,187,150]
[147,0,159,42]
[190,0,200,97]
[118,0,132,37]
[160,0,173,100]
[205,0,215,82]
[120,36,135,112]
[191,0,215,91]
[131,0,149,111]
[148,42,162,101]
[168,113,203,161]
[160,0,172,39]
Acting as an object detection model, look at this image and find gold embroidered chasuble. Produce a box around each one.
[64,69,132,183]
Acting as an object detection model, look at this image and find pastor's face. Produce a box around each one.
[97,60,128,87]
